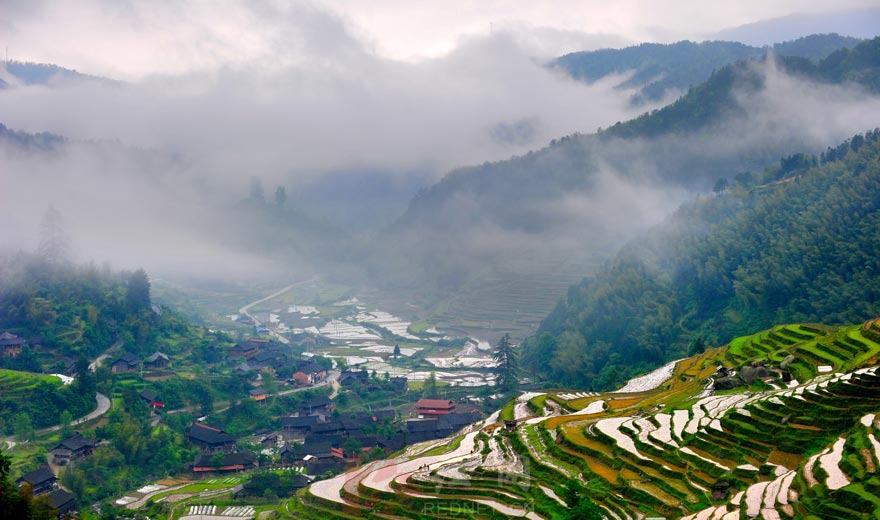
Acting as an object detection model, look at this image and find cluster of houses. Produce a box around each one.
[187,422,259,474]
[277,396,402,475]
[276,396,481,474]
[15,432,97,518]
[110,351,170,374]
[230,339,327,387]
[182,391,483,479]
[405,399,482,443]
[16,466,77,518]
[338,369,408,393]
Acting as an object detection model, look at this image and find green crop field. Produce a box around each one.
[286,319,880,519]
[0,369,62,399]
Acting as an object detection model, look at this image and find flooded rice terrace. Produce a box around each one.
[229,287,498,387]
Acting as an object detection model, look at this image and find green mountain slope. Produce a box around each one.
[0,255,199,363]
[374,37,880,339]
[523,129,880,389]
[552,34,863,103]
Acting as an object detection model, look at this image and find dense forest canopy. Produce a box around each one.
[373,37,880,318]
[552,33,863,104]
[0,254,194,361]
[523,129,880,389]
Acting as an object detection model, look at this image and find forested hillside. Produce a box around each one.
[523,130,880,389]
[373,37,880,338]
[552,34,862,103]
[0,254,198,363]
[0,61,111,88]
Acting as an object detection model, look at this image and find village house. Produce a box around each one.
[0,331,24,357]
[228,343,257,359]
[192,451,257,474]
[46,488,77,518]
[55,356,78,377]
[416,398,456,416]
[303,453,345,475]
[404,410,482,443]
[259,432,281,448]
[291,371,311,386]
[16,465,57,496]
[110,353,140,373]
[51,432,97,465]
[249,388,268,402]
[138,388,165,411]
[297,360,327,382]
[187,423,236,453]
[144,351,170,370]
[300,395,333,418]
[339,369,369,387]
[406,419,444,443]
[281,415,319,438]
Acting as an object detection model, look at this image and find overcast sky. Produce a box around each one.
[1,0,876,79]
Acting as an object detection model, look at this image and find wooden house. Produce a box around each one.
[187,423,236,453]
[192,451,256,474]
[144,351,170,369]
[51,433,97,465]
[16,465,57,496]
[0,332,24,357]
[46,489,77,518]
[416,398,456,416]
[300,395,333,417]
[110,353,140,373]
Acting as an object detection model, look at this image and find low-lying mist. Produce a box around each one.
[2,22,880,325]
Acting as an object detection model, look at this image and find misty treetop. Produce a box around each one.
[0,254,211,362]
[379,36,880,302]
[523,129,880,389]
[552,34,862,104]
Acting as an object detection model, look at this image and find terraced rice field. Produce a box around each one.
[0,369,62,399]
[289,320,880,519]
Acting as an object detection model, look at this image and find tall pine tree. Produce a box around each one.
[493,334,518,390]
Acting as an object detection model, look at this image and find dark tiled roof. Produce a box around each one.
[290,474,310,488]
[249,388,268,396]
[17,465,55,486]
[46,488,76,510]
[188,423,235,445]
[281,416,318,429]
[302,395,331,408]
[339,370,369,385]
[340,417,368,431]
[302,441,334,456]
[145,351,169,363]
[312,421,343,435]
[305,433,344,447]
[54,433,96,452]
[440,411,482,429]
[407,419,440,433]
[139,389,158,402]
[298,361,325,374]
[114,353,139,366]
